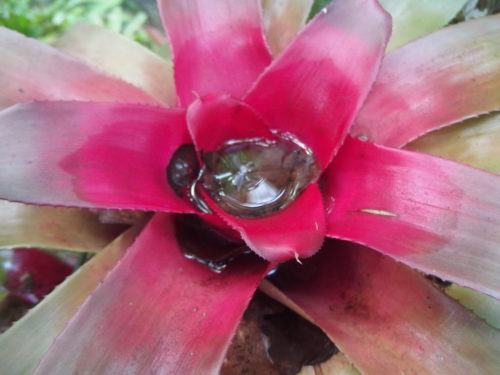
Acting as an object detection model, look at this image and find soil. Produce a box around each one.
[221,292,338,375]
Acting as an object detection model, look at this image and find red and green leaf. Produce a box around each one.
[0,27,159,110]
[269,241,500,374]
[158,0,272,106]
[0,200,124,252]
[33,214,268,375]
[324,137,500,299]
[245,0,391,169]
[0,102,193,212]
[353,14,500,147]
[0,226,142,375]
[54,22,176,107]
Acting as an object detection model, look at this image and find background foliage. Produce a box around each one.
[0,0,152,45]
[2,0,500,49]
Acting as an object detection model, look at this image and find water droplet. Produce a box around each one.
[166,144,199,198]
[266,266,279,277]
[201,136,320,218]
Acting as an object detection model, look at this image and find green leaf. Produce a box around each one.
[308,0,332,20]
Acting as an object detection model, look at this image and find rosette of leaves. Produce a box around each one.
[0,1,499,374]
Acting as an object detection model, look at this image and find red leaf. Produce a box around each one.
[0,102,194,212]
[158,0,272,106]
[353,14,500,147]
[269,240,500,374]
[33,213,268,375]
[3,249,72,305]
[245,0,391,169]
[324,137,500,298]
[0,27,159,110]
[205,184,326,262]
[187,94,275,154]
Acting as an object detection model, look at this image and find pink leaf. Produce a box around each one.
[353,14,500,147]
[205,184,326,262]
[0,102,193,212]
[34,213,268,375]
[158,0,272,106]
[245,0,391,169]
[269,241,500,374]
[324,137,500,298]
[0,27,159,110]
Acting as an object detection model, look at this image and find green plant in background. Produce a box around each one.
[4,0,499,48]
[308,0,332,19]
[0,0,153,47]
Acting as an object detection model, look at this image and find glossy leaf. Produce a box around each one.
[33,213,268,375]
[262,0,313,55]
[353,14,500,147]
[0,101,194,212]
[205,184,326,262]
[245,0,391,169]
[0,27,159,110]
[270,240,500,374]
[407,111,500,174]
[158,0,272,106]
[0,225,142,375]
[0,200,124,252]
[325,137,500,299]
[380,0,467,52]
[54,22,176,107]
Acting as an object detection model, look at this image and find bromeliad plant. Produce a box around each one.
[0,0,499,374]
